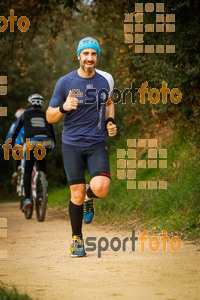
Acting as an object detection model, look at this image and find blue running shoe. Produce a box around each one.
[83,185,95,224]
[21,198,32,213]
[70,235,86,257]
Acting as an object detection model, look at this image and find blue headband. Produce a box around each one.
[77,38,100,57]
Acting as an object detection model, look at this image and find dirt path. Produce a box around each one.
[0,203,199,300]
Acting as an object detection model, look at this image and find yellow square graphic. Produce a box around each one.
[138,139,146,147]
[135,34,143,43]
[135,13,143,23]
[148,149,157,158]
[117,159,126,169]
[117,149,126,158]
[135,24,143,32]
[156,14,164,22]
[159,149,167,158]
[127,181,136,189]
[135,3,143,12]
[156,24,164,32]
[148,160,157,168]
[148,181,157,189]
[127,139,136,147]
[166,24,175,32]
[0,76,7,84]
[127,170,136,179]
[0,86,7,95]
[156,3,164,12]
[145,24,154,32]
[0,250,7,259]
[127,149,136,158]
[145,3,154,12]
[138,160,146,168]
[145,45,154,53]
[135,45,143,53]
[0,229,7,238]
[127,160,136,169]
[124,13,133,22]
[159,181,168,189]
[166,45,175,53]
[124,24,133,33]
[125,34,133,44]
[156,45,164,53]
[117,170,126,179]
[148,139,157,148]
[138,181,146,189]
[159,160,167,168]
[0,107,7,116]
[0,218,7,227]
[166,14,175,22]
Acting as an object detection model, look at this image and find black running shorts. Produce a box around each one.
[62,141,110,185]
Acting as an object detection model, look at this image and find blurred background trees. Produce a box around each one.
[0,0,199,196]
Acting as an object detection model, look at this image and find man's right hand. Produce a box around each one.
[63,90,78,111]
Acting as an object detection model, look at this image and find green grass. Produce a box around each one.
[48,126,200,239]
[48,186,70,208]
[48,171,91,208]
[0,286,32,300]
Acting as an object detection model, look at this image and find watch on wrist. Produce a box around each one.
[105,117,115,128]
[59,102,66,114]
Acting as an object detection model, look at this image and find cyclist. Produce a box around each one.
[6,108,25,185]
[46,37,117,257]
[11,94,56,213]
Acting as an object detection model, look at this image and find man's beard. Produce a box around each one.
[80,61,95,73]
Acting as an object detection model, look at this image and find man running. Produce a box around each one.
[46,37,117,257]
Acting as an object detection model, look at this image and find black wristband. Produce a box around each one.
[105,117,115,128]
[59,102,67,114]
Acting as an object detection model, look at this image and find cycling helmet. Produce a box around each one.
[15,108,25,119]
[28,94,44,106]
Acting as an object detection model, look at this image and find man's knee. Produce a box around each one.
[71,189,85,201]
[70,184,86,204]
[90,177,110,198]
[93,185,109,198]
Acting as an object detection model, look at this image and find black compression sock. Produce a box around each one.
[24,172,32,198]
[69,201,83,238]
[87,187,99,199]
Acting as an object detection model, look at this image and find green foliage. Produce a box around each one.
[91,0,200,125]
[0,286,32,300]
[100,124,200,238]
[48,186,70,208]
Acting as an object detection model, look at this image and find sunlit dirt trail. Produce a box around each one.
[0,203,199,300]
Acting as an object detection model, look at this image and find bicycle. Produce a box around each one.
[16,153,48,222]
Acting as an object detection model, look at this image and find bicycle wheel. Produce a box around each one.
[35,171,47,222]
[17,167,24,205]
[20,197,23,210]
[17,168,25,210]
[24,190,34,220]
